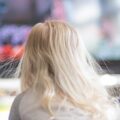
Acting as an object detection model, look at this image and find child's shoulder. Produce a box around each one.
[9,91,27,120]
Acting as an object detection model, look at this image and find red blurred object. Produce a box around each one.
[12,46,24,60]
[0,45,24,61]
[0,45,13,61]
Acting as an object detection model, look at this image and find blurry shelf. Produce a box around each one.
[99,60,120,74]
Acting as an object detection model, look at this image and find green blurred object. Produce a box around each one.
[0,103,10,112]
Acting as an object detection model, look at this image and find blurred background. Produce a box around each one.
[0,0,120,119]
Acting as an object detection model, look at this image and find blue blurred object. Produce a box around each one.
[0,25,31,45]
[0,0,7,23]
[35,0,53,21]
[0,0,7,14]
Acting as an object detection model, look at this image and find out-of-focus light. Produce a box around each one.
[99,74,118,86]
[74,1,101,23]
[114,0,120,7]
[0,78,20,90]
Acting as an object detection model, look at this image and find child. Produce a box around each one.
[9,20,119,120]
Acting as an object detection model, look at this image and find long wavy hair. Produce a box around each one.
[18,20,117,120]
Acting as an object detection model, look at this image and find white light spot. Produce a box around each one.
[99,74,118,86]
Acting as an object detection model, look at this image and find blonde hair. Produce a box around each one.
[18,20,116,120]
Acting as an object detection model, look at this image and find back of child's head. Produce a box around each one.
[18,20,118,120]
